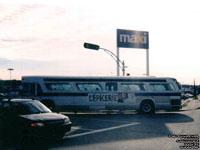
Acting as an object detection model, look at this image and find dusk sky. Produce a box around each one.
[0,0,200,85]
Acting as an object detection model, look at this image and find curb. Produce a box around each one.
[182,99,191,107]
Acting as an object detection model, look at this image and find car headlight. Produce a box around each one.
[31,122,45,127]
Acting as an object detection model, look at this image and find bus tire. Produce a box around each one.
[41,100,56,112]
[139,100,155,114]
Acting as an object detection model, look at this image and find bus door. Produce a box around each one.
[23,82,37,98]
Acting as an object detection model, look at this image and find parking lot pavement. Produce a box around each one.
[65,114,140,139]
[49,109,198,150]
[1,97,200,150]
[59,99,193,140]
[181,96,200,110]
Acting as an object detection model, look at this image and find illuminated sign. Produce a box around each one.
[117,29,149,49]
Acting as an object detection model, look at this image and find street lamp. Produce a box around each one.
[84,43,127,76]
[8,68,14,96]
[8,68,14,80]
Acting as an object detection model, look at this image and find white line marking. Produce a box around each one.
[70,117,132,123]
[66,122,139,138]
[72,126,94,131]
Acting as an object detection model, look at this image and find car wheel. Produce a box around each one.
[21,134,40,149]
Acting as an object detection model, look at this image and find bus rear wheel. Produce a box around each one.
[139,101,155,114]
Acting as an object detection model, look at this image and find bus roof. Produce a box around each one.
[22,76,177,82]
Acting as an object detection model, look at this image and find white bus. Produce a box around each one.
[21,76,182,114]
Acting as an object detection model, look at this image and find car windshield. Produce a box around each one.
[14,101,51,115]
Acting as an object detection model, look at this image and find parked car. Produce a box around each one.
[0,99,72,146]
[0,93,6,97]
[182,93,194,100]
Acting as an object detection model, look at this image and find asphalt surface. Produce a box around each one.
[1,98,200,150]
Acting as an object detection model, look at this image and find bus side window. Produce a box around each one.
[150,84,165,91]
[150,83,175,91]
[45,83,73,91]
[76,83,102,92]
[121,83,147,91]
[106,83,117,91]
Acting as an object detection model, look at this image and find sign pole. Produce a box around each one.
[146,49,149,76]
[117,47,120,76]
[117,29,149,77]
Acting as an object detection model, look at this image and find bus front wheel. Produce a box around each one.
[139,100,155,114]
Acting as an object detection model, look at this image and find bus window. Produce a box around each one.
[168,83,175,91]
[106,83,117,91]
[121,83,147,91]
[150,83,175,91]
[76,83,102,92]
[45,83,73,91]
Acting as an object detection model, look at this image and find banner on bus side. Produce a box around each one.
[89,93,128,103]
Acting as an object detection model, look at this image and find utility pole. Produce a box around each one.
[8,68,14,96]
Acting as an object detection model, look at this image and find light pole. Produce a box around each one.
[84,43,127,76]
[193,79,197,99]
[8,68,14,96]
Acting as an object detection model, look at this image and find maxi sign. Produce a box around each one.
[116,29,149,76]
[117,29,149,49]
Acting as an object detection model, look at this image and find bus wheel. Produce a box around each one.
[139,101,155,114]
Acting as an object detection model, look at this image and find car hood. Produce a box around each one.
[20,113,67,122]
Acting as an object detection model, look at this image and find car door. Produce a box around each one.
[1,102,26,142]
